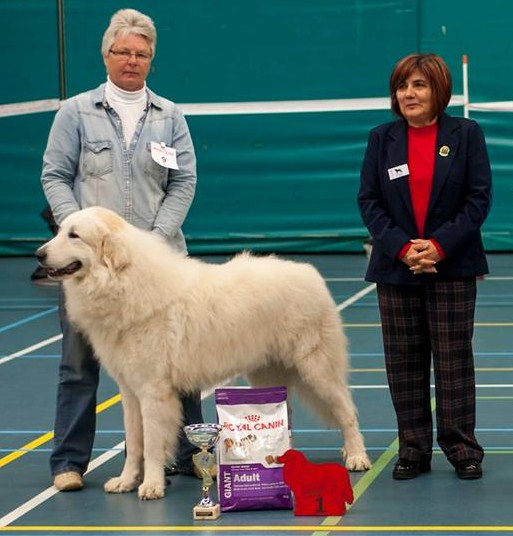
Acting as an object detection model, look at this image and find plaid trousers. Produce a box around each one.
[377,279,484,466]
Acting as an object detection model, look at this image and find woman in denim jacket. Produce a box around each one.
[41,8,203,492]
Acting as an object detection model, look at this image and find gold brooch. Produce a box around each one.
[439,145,450,157]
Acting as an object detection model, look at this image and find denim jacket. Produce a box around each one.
[41,83,196,253]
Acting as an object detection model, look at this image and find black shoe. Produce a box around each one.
[164,463,177,476]
[392,459,431,480]
[165,462,217,479]
[164,463,194,477]
[455,460,482,480]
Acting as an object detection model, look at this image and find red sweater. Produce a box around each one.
[398,122,444,260]
[408,122,437,236]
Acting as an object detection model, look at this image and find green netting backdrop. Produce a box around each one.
[1,0,512,254]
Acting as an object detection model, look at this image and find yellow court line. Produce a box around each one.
[3,525,513,532]
[0,394,121,469]
[0,432,54,469]
[96,394,121,413]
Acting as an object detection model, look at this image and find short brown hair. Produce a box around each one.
[389,54,452,120]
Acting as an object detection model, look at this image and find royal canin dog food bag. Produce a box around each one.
[215,386,293,512]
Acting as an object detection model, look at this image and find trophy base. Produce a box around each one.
[193,503,221,520]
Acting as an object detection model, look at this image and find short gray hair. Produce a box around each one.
[101,8,157,58]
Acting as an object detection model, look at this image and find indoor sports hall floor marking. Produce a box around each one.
[3,525,513,533]
[0,335,62,366]
[2,255,513,536]
[1,280,380,534]
[0,395,121,469]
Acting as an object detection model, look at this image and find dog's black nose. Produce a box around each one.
[35,249,46,264]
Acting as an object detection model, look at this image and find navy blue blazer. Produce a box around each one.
[358,113,492,285]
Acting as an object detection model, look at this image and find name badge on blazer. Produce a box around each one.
[387,163,409,181]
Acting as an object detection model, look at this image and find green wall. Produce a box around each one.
[1,1,511,254]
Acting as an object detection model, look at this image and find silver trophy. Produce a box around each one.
[183,423,222,520]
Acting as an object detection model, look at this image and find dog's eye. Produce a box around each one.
[68,231,80,239]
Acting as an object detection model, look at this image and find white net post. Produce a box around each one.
[462,54,469,118]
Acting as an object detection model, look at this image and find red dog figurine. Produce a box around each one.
[276,449,353,516]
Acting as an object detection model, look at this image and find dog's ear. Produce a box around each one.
[100,232,130,273]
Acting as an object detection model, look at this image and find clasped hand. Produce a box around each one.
[402,238,441,275]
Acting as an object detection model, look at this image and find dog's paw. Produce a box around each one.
[138,481,165,500]
[104,476,139,494]
[344,452,372,472]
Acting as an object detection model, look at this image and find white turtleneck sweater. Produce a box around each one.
[105,77,147,147]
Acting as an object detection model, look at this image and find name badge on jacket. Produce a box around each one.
[387,163,409,181]
[150,141,179,170]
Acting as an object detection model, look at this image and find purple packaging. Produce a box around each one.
[215,386,293,512]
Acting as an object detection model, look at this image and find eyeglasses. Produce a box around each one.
[109,49,152,62]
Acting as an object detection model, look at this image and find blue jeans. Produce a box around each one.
[50,290,203,476]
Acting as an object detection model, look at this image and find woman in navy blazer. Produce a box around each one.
[358,54,492,480]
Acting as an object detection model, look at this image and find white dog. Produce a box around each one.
[36,207,371,500]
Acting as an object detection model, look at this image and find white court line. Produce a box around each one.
[0,441,124,527]
[0,335,62,366]
[336,283,376,311]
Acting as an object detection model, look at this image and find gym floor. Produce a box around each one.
[1,253,512,535]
